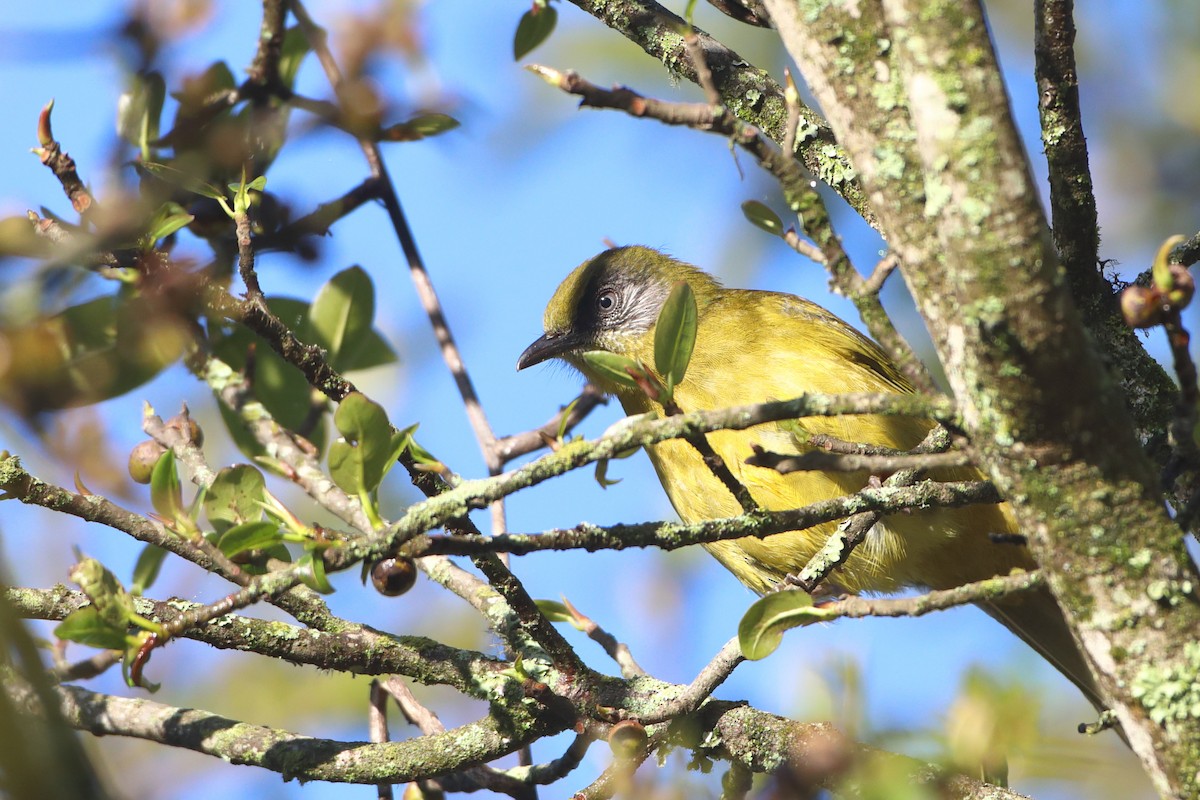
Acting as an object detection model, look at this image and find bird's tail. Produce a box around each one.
[976,585,1127,744]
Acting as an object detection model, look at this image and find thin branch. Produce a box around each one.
[819,570,1044,621]
[287,0,507,536]
[1034,0,1100,280]
[403,479,999,559]
[32,101,94,216]
[561,598,645,678]
[368,681,394,800]
[14,682,564,786]
[634,637,743,724]
[561,0,876,227]
[494,384,608,465]
[747,447,971,475]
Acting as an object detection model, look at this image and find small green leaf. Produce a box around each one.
[514,2,557,60]
[741,200,784,237]
[298,551,335,594]
[54,607,128,650]
[131,545,167,596]
[308,266,374,370]
[278,27,311,90]
[535,599,589,631]
[654,281,697,395]
[149,449,182,520]
[1152,234,1187,293]
[217,520,283,558]
[594,458,621,488]
[579,351,644,390]
[144,202,194,245]
[328,392,394,494]
[117,71,166,157]
[139,161,225,200]
[738,590,834,660]
[379,112,460,142]
[337,328,398,371]
[203,465,267,531]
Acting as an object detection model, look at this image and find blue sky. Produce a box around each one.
[0,2,1180,798]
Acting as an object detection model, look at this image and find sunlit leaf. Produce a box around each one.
[308,266,374,370]
[298,551,335,594]
[217,520,283,557]
[653,281,697,396]
[203,465,267,532]
[579,351,643,391]
[738,590,834,660]
[741,200,784,237]
[328,392,394,494]
[131,544,167,596]
[149,449,182,521]
[513,3,557,60]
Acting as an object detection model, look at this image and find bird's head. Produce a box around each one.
[517,246,718,391]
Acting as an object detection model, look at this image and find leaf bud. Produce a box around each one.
[1120,285,1167,329]
[1166,263,1195,308]
[164,411,204,447]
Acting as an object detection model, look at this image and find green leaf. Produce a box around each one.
[741,200,784,237]
[298,551,335,594]
[653,281,697,395]
[535,599,589,631]
[131,545,167,596]
[117,71,166,157]
[328,392,394,494]
[379,112,461,142]
[513,3,557,60]
[144,202,194,245]
[578,351,644,391]
[217,520,283,558]
[336,328,398,371]
[139,161,226,200]
[594,458,621,488]
[278,27,311,90]
[737,590,834,660]
[149,449,182,521]
[308,266,375,370]
[54,607,128,650]
[203,465,267,531]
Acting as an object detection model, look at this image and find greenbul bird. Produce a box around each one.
[518,245,1110,723]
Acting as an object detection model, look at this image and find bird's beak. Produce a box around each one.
[517,331,575,370]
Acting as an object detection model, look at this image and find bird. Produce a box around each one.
[517,244,1110,723]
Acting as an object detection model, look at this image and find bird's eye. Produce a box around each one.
[596,289,617,313]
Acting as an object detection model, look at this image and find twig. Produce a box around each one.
[682,31,720,105]
[781,67,801,157]
[494,384,608,465]
[820,570,1043,620]
[287,0,508,536]
[369,680,395,800]
[32,101,94,216]
[14,681,563,786]
[12,586,507,695]
[785,425,952,593]
[747,447,971,475]
[561,0,875,227]
[247,0,290,91]
[1034,0,1100,280]
[403,479,999,559]
[634,637,743,724]
[862,252,900,295]
[561,597,645,678]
